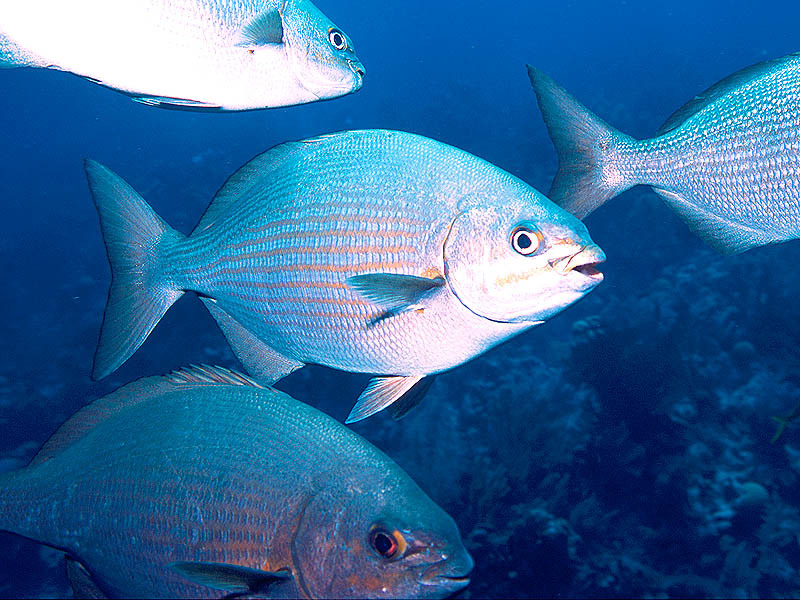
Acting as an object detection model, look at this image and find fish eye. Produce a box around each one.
[328,28,348,51]
[511,225,543,256]
[369,527,407,560]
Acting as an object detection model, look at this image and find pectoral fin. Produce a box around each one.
[346,375,425,423]
[129,95,223,111]
[348,273,445,323]
[238,9,285,47]
[170,561,292,594]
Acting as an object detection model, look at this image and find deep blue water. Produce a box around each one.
[3,1,800,597]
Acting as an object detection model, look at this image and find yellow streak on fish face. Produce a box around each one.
[420,267,444,279]
[493,267,544,288]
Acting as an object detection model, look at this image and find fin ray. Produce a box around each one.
[346,375,425,423]
[170,561,292,593]
[527,65,635,218]
[85,159,185,380]
[652,188,774,254]
[348,273,445,323]
[200,298,304,383]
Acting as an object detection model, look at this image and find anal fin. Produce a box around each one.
[652,188,775,254]
[200,298,303,384]
[346,375,425,423]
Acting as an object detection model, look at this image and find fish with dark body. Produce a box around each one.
[528,52,800,254]
[0,0,364,110]
[0,365,472,599]
[85,129,605,422]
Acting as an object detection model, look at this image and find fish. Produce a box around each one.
[0,0,364,111]
[528,52,800,254]
[85,129,605,422]
[0,365,473,599]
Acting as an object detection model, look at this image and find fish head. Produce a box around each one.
[292,474,472,598]
[281,0,365,99]
[443,192,605,323]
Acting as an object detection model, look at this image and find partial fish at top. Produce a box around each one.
[528,52,800,254]
[0,0,364,110]
[85,130,605,422]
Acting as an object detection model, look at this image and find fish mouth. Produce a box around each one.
[418,557,473,591]
[348,60,365,86]
[549,245,605,283]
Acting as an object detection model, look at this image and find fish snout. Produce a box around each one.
[418,550,474,592]
[549,244,605,282]
[348,59,366,81]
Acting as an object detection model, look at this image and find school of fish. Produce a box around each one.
[2,2,800,597]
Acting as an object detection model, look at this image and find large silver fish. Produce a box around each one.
[0,0,364,110]
[86,130,605,421]
[528,52,800,254]
[0,365,473,599]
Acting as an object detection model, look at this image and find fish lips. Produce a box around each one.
[549,244,606,287]
[418,553,474,593]
[348,59,366,82]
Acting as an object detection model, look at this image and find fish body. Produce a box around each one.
[86,129,604,421]
[0,365,472,599]
[0,0,364,110]
[528,52,800,253]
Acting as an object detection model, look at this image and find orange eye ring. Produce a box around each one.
[369,527,407,560]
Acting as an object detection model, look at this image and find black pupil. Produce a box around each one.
[516,232,532,249]
[331,32,344,48]
[374,532,395,556]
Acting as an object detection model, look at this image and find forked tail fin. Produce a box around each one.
[527,65,637,218]
[85,160,186,379]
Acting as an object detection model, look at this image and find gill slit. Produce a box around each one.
[290,492,318,599]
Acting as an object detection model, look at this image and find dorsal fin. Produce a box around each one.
[166,364,265,387]
[191,142,306,235]
[30,366,261,466]
[657,52,800,135]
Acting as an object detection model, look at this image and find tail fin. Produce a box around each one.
[527,65,637,219]
[85,160,185,380]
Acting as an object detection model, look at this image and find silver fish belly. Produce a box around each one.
[86,130,604,420]
[0,0,364,110]
[529,52,800,254]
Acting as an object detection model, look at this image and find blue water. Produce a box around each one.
[3,0,800,597]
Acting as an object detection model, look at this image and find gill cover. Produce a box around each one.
[444,206,546,323]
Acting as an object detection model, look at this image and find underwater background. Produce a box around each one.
[2,0,800,597]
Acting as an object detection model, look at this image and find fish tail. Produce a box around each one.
[85,159,186,380]
[527,65,638,219]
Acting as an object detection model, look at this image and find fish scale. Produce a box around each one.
[529,52,800,254]
[87,129,604,420]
